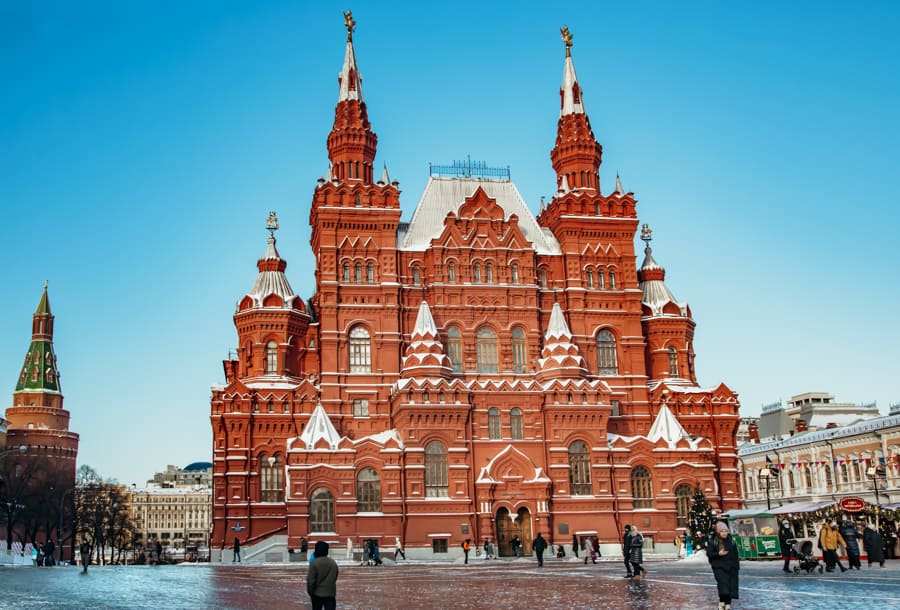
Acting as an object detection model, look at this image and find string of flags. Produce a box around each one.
[762,455,897,470]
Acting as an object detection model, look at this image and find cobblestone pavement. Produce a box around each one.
[2,556,899,610]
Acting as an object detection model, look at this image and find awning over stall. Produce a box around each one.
[769,500,836,515]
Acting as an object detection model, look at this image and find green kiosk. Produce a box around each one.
[722,508,780,559]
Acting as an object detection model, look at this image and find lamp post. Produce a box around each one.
[58,487,74,564]
[867,464,886,529]
[758,466,777,511]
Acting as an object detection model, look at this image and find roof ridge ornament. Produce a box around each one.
[560,25,573,58]
[343,10,355,42]
[640,223,652,246]
[266,211,279,236]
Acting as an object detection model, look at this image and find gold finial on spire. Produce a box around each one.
[640,223,653,244]
[267,211,279,235]
[343,10,356,42]
[560,25,573,57]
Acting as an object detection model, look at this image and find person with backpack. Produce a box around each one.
[461,538,471,564]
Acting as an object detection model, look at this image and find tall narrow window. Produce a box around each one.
[476,327,499,373]
[412,265,421,286]
[586,269,594,289]
[342,263,350,283]
[512,327,527,373]
[425,441,448,497]
[596,330,618,375]
[675,484,692,528]
[265,341,278,375]
[357,467,381,512]
[354,263,362,283]
[366,263,374,284]
[540,269,548,289]
[569,441,591,495]
[260,454,284,502]
[598,270,605,289]
[511,264,519,284]
[608,270,616,289]
[488,408,501,439]
[840,462,849,483]
[448,262,456,283]
[349,326,371,373]
[447,327,463,373]
[804,466,812,490]
[824,464,834,488]
[473,263,482,283]
[631,466,653,508]
[310,488,335,532]
[510,408,523,440]
[485,263,493,283]
[668,347,679,376]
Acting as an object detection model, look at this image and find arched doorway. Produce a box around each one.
[495,506,533,556]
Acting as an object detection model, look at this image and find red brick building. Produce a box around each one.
[210,20,741,560]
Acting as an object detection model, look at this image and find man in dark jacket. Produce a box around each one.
[778,520,794,573]
[532,533,547,567]
[863,524,885,568]
[840,521,861,570]
[622,525,633,578]
[307,541,339,610]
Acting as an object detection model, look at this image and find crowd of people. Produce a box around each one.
[778,518,888,572]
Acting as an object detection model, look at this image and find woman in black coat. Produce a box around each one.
[863,524,885,567]
[840,521,861,569]
[707,521,739,610]
[629,526,646,579]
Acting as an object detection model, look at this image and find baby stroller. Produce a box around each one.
[790,539,822,574]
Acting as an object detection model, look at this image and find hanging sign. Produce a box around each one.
[840,497,866,512]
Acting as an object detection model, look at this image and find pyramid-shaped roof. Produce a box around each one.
[299,403,342,450]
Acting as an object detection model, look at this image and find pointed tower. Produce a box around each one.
[550,26,602,192]
[536,302,588,382]
[327,10,378,184]
[401,301,452,378]
[637,224,696,383]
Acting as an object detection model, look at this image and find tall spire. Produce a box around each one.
[16,283,61,393]
[536,302,588,381]
[550,26,602,192]
[242,212,299,309]
[327,10,378,184]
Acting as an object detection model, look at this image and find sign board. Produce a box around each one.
[840,497,866,512]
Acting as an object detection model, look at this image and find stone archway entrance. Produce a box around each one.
[495,506,532,556]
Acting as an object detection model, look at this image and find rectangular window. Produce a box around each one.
[610,400,620,417]
[353,399,369,417]
[432,539,448,553]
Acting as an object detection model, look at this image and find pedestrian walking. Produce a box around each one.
[394,536,406,560]
[300,537,309,558]
[778,520,793,573]
[511,535,521,558]
[863,523,885,568]
[685,531,693,556]
[154,540,163,565]
[461,538,471,564]
[346,537,353,561]
[622,525,634,578]
[43,539,55,566]
[818,521,846,572]
[232,537,241,563]
[707,521,740,610]
[307,541,339,610]
[572,533,579,558]
[629,526,647,580]
[533,533,547,567]
[840,521,861,570]
[675,530,685,559]
[79,541,90,573]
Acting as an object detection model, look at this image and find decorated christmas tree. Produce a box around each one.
[688,489,716,553]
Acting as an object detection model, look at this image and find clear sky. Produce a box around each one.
[2,1,899,486]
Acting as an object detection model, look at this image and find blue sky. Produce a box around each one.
[2,1,899,486]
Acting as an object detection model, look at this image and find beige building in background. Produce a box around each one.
[130,486,212,554]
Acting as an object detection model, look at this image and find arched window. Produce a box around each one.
[448,262,456,283]
[265,340,278,375]
[473,263,482,283]
[354,263,362,283]
[412,265,421,286]
[447,327,463,373]
[310,488,335,532]
[349,326,371,373]
[824,464,834,488]
[788,470,796,491]
[586,269,594,288]
[668,346,679,376]
[598,270,605,289]
[357,467,381,512]
[540,269,548,289]
[342,263,350,283]
[840,462,849,483]
[366,263,374,284]
[485,263,493,283]
[675,484,693,528]
[512,327,527,373]
[510,408,523,440]
[260,454,284,502]
[511,264,519,284]
[476,327,498,373]
[608,270,616,289]
[488,408,501,439]
[851,460,861,482]
[596,330,618,375]
[425,441,448,497]
[569,441,591,495]
[631,466,653,508]
[803,465,812,489]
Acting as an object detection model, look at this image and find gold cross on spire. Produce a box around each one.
[343,10,356,42]
[560,25,573,57]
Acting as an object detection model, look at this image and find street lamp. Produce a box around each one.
[758,466,778,511]
[58,487,74,564]
[867,464,886,529]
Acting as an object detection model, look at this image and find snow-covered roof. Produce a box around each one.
[354,429,404,449]
[740,413,900,456]
[298,403,342,450]
[647,404,690,446]
[400,177,562,255]
[560,54,585,116]
[639,244,689,317]
[338,39,363,102]
[243,234,300,309]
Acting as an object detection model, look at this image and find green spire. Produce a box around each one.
[15,283,60,394]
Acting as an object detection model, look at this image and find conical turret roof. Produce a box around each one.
[15,284,61,394]
[401,301,452,378]
[536,302,588,379]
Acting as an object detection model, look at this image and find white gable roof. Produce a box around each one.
[299,403,341,450]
